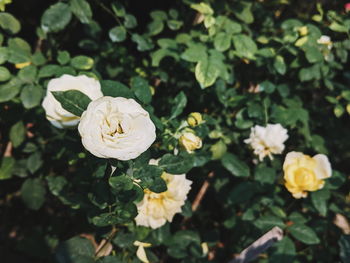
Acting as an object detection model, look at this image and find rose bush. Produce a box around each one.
[0,1,350,263]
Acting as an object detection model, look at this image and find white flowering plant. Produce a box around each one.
[0,1,350,263]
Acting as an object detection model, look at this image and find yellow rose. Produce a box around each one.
[179,131,202,153]
[283,152,332,199]
[187,112,203,127]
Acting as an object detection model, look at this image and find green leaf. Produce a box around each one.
[7,37,31,63]
[339,235,350,263]
[0,12,21,34]
[109,26,126,42]
[311,189,330,216]
[233,1,254,24]
[70,55,94,70]
[0,66,10,82]
[20,85,43,109]
[169,91,187,119]
[221,153,250,177]
[195,56,220,88]
[0,47,9,64]
[305,46,323,63]
[47,176,67,196]
[27,152,43,174]
[101,80,134,98]
[232,34,257,59]
[159,153,194,174]
[18,65,37,83]
[181,44,206,63]
[131,76,152,104]
[254,166,276,184]
[0,157,15,180]
[0,78,21,102]
[148,20,164,36]
[57,51,70,65]
[38,65,60,78]
[131,34,154,51]
[254,215,285,231]
[214,32,231,52]
[55,236,95,263]
[21,178,46,210]
[10,121,26,148]
[151,49,179,67]
[274,55,287,75]
[288,224,320,245]
[270,237,296,263]
[329,21,348,33]
[41,2,72,33]
[69,0,92,24]
[124,14,137,29]
[228,182,255,205]
[109,175,134,191]
[149,177,167,193]
[52,90,91,116]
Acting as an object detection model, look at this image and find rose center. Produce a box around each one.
[294,168,316,187]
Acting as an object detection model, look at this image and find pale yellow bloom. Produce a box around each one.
[135,159,192,229]
[187,112,203,127]
[244,124,288,161]
[283,152,332,198]
[317,35,333,50]
[298,26,308,36]
[179,131,202,153]
[133,241,152,263]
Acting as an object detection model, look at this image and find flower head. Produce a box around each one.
[345,3,350,12]
[317,35,333,50]
[283,152,332,198]
[244,123,288,161]
[42,74,103,128]
[78,96,156,160]
[179,130,202,153]
[187,112,203,127]
[135,160,192,229]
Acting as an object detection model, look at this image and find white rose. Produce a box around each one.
[244,123,288,161]
[78,96,156,160]
[317,35,332,49]
[135,159,192,229]
[42,74,103,128]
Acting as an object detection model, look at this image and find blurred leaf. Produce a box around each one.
[131,34,154,51]
[214,32,231,52]
[233,1,254,24]
[0,66,10,82]
[41,2,72,33]
[311,189,330,216]
[27,152,43,174]
[274,55,286,75]
[169,91,187,119]
[55,236,95,263]
[181,44,206,62]
[255,166,276,184]
[195,56,220,88]
[254,215,285,231]
[0,157,15,180]
[20,85,43,109]
[288,224,320,244]
[0,12,21,34]
[109,175,133,191]
[0,78,21,102]
[305,46,323,63]
[232,34,257,59]
[101,80,134,98]
[270,237,296,263]
[52,90,91,116]
[9,121,25,148]
[124,14,137,28]
[70,55,94,70]
[339,235,350,263]
[221,153,250,177]
[131,76,152,104]
[70,0,92,24]
[109,26,126,42]
[159,153,194,174]
[21,178,46,210]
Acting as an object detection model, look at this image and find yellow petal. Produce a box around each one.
[136,245,149,263]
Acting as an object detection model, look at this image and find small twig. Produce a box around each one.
[95,227,118,257]
[192,172,214,212]
[4,141,12,157]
